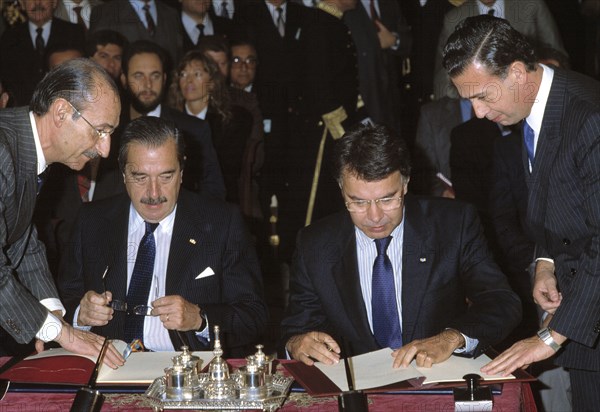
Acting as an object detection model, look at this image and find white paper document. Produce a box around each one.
[315,348,514,391]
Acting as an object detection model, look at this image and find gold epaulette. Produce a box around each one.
[317,1,343,19]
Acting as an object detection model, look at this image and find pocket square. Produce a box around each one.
[196,267,215,280]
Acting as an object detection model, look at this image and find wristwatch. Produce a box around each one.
[537,327,561,352]
[197,307,207,331]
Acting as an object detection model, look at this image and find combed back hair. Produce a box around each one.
[333,124,411,184]
[30,58,118,115]
[122,40,169,76]
[196,35,230,58]
[442,15,537,79]
[85,29,128,57]
[168,50,232,122]
[118,117,186,172]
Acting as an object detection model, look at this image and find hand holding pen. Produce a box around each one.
[77,266,115,328]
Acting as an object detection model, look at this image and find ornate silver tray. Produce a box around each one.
[144,373,294,411]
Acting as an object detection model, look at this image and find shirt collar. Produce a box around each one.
[185,103,208,120]
[29,111,48,175]
[145,103,162,118]
[28,20,51,45]
[129,202,177,234]
[525,64,554,135]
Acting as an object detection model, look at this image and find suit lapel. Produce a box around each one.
[101,195,131,304]
[332,217,378,347]
[401,196,436,343]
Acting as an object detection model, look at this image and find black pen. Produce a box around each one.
[87,338,111,388]
[100,266,109,296]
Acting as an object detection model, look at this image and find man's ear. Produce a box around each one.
[509,61,528,85]
[53,98,70,126]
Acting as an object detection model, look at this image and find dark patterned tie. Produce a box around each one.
[371,236,403,349]
[523,120,535,167]
[369,0,380,21]
[143,2,156,36]
[124,221,159,343]
[35,27,45,59]
[220,1,229,19]
[276,7,285,37]
[487,8,495,16]
[196,23,205,44]
[73,5,86,30]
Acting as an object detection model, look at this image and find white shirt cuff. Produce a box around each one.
[535,257,555,264]
[35,312,63,342]
[39,298,66,316]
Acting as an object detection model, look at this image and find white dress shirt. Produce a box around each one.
[28,21,51,49]
[182,11,215,42]
[129,0,157,29]
[525,63,554,171]
[61,0,93,28]
[212,0,234,19]
[477,0,505,18]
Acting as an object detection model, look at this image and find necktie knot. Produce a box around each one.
[374,236,392,256]
[145,221,159,235]
[221,1,230,18]
[487,8,495,16]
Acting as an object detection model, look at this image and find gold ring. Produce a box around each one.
[166,314,169,321]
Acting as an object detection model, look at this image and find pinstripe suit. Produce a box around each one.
[525,68,600,405]
[58,189,268,356]
[0,107,61,343]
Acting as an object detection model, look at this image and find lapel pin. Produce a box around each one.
[419,257,427,263]
[189,239,197,245]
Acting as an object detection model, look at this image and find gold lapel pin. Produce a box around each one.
[189,239,197,245]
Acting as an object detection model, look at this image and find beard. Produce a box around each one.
[128,87,164,115]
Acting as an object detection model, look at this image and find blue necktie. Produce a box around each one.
[372,236,403,349]
[523,120,535,167]
[124,221,159,343]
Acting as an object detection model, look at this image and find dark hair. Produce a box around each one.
[167,50,232,122]
[196,35,230,57]
[85,30,128,57]
[118,117,185,172]
[121,40,169,76]
[45,44,85,69]
[30,58,118,115]
[333,124,411,184]
[442,15,537,79]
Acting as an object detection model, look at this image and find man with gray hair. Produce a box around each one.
[0,58,124,366]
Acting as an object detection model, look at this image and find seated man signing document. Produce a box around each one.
[281,124,521,367]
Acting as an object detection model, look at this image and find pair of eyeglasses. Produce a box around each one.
[231,56,258,66]
[65,100,115,140]
[344,195,404,214]
[102,267,160,316]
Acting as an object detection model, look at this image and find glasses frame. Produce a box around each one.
[344,194,404,214]
[231,56,258,67]
[65,100,112,140]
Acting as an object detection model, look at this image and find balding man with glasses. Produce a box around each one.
[281,124,521,367]
[0,58,124,368]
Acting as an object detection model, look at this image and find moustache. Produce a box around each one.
[141,196,167,205]
[83,150,100,160]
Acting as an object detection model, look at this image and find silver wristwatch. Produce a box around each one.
[537,327,561,352]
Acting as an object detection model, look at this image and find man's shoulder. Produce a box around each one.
[406,194,475,222]
[298,211,353,245]
[163,107,209,131]
[557,69,600,110]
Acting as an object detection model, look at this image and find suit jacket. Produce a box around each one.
[54,0,103,27]
[232,1,304,118]
[0,107,60,343]
[0,18,85,105]
[412,96,463,195]
[160,106,226,200]
[433,0,566,98]
[281,195,521,357]
[89,0,183,67]
[525,68,600,371]
[181,11,232,53]
[343,0,410,131]
[58,189,268,355]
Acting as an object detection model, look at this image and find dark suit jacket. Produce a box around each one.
[233,1,304,118]
[160,106,226,200]
[525,68,600,371]
[343,0,410,131]
[0,107,60,343]
[58,189,268,355]
[0,18,85,105]
[281,195,521,357]
[181,11,232,53]
[89,0,183,68]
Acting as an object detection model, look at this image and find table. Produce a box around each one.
[0,357,537,411]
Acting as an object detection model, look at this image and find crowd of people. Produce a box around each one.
[0,1,599,410]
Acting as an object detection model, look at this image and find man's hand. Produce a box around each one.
[375,20,397,49]
[55,323,125,369]
[480,330,566,376]
[286,332,341,366]
[78,290,114,327]
[151,295,203,331]
[392,329,465,368]
[533,261,562,314]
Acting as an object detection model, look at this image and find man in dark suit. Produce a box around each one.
[58,117,268,355]
[180,0,231,53]
[89,0,183,69]
[0,59,124,366]
[0,0,85,105]
[444,15,600,410]
[281,124,521,367]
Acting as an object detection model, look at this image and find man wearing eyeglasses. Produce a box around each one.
[0,58,125,367]
[281,124,521,367]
